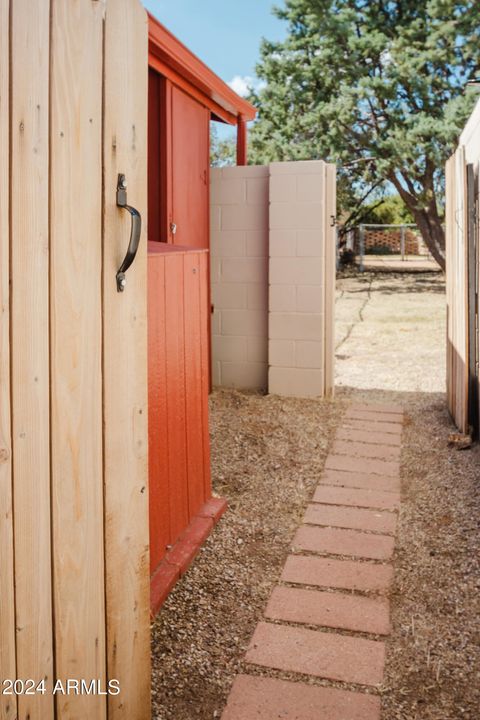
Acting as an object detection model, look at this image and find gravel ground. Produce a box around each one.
[151,391,346,719]
[151,271,480,719]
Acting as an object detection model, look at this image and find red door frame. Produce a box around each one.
[147,12,256,165]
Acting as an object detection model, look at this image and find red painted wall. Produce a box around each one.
[170,85,210,248]
[148,70,209,249]
[147,242,211,573]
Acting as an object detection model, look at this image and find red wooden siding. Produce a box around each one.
[148,69,209,249]
[148,242,212,574]
[171,85,210,249]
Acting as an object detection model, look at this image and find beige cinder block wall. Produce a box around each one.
[210,166,269,390]
[269,160,336,398]
[210,160,335,398]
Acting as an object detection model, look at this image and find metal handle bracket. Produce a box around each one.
[116,173,141,292]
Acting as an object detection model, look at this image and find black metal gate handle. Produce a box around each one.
[116,173,141,292]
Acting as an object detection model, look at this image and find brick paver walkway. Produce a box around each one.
[222,402,403,720]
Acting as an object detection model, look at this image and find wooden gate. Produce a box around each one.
[446,148,469,433]
[0,1,150,718]
[446,99,480,436]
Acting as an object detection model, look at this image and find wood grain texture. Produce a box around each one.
[455,147,468,433]
[10,1,54,717]
[0,2,17,718]
[50,1,106,717]
[171,85,210,249]
[183,252,206,518]
[103,1,151,718]
[148,252,171,571]
[324,162,336,396]
[317,164,326,397]
[446,155,454,414]
[199,251,213,501]
[446,148,469,433]
[165,253,189,539]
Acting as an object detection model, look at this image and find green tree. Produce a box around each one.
[362,194,415,224]
[210,124,236,167]
[250,0,480,269]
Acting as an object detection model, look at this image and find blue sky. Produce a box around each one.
[144,0,285,93]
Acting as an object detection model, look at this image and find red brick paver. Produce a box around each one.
[293,525,395,560]
[336,427,402,446]
[345,409,404,424]
[332,439,401,460]
[245,622,385,686]
[326,454,400,478]
[349,402,403,416]
[343,418,403,435]
[313,484,400,510]
[222,675,381,720]
[321,469,400,493]
[281,554,394,593]
[221,402,403,719]
[304,502,397,534]
[265,586,391,634]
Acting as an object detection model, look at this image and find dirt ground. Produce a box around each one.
[336,271,446,392]
[151,271,480,720]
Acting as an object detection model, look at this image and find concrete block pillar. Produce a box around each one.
[268,161,334,398]
[210,166,269,390]
[210,160,335,398]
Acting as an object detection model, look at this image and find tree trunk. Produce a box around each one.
[410,206,446,271]
[388,173,446,271]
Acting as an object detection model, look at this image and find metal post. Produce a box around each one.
[400,225,405,261]
[359,224,365,272]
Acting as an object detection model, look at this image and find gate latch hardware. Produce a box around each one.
[116,173,141,292]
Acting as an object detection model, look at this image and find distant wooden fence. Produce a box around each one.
[446,100,480,435]
[0,1,150,719]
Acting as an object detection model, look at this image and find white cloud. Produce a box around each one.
[228,75,265,97]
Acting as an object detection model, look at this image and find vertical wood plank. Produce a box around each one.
[198,251,212,500]
[165,253,189,539]
[148,252,171,571]
[454,147,469,432]
[10,2,54,717]
[324,162,336,396]
[103,2,150,718]
[462,147,470,434]
[50,1,106,717]
[477,160,480,431]
[445,155,454,414]
[317,164,326,396]
[183,251,206,518]
[0,2,17,718]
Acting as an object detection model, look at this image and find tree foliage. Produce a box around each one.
[249,0,480,268]
[210,124,236,167]
[362,193,414,225]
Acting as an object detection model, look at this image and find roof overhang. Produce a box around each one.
[148,12,257,126]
